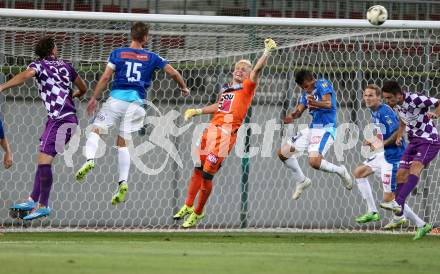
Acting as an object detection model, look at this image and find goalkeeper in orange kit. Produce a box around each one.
[173,38,277,228]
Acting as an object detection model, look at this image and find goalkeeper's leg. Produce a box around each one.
[182,170,212,228]
[173,168,203,220]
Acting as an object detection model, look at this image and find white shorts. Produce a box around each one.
[287,128,335,157]
[363,152,398,193]
[93,97,146,139]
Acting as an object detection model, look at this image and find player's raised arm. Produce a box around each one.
[0,68,36,93]
[250,38,277,84]
[163,64,190,96]
[87,66,113,115]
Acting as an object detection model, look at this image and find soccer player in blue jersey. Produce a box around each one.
[0,118,12,169]
[75,22,189,205]
[278,69,352,200]
[353,85,426,231]
[1,36,87,220]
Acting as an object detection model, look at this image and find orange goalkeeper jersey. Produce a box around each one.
[210,79,257,132]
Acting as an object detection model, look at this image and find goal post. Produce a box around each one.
[0,8,439,231]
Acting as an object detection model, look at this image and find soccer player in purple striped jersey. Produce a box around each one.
[381,80,440,240]
[0,36,87,221]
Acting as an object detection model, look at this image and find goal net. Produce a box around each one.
[0,9,439,231]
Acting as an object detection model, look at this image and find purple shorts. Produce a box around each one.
[39,114,78,157]
[400,137,440,169]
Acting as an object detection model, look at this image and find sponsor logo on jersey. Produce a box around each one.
[383,174,391,185]
[310,135,322,144]
[207,153,218,164]
[218,92,235,113]
[120,52,150,61]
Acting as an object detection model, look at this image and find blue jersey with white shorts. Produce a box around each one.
[370,103,405,163]
[107,47,169,102]
[299,78,337,137]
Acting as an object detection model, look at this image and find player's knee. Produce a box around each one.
[116,135,127,147]
[277,149,288,162]
[396,170,407,184]
[201,170,214,180]
[353,166,363,179]
[92,128,101,135]
[308,157,321,170]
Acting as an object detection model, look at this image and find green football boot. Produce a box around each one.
[355,212,380,224]
[173,204,194,220]
[182,212,204,228]
[75,160,95,181]
[111,182,128,205]
[413,223,432,240]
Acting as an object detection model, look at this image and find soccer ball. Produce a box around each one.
[366,5,388,26]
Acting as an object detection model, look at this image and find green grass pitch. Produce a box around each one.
[0,232,439,274]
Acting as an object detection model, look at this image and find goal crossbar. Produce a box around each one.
[1,8,440,29]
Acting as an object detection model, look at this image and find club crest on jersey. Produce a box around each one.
[385,116,393,125]
[207,153,219,164]
[218,93,235,113]
[96,113,106,121]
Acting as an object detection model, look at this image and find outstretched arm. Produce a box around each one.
[184,103,219,121]
[250,38,277,84]
[283,104,306,124]
[0,69,36,93]
[86,66,113,115]
[163,64,190,96]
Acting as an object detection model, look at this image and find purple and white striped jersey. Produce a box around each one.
[395,91,440,142]
[28,57,78,119]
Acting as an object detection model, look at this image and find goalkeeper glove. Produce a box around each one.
[264,38,277,56]
[184,108,203,121]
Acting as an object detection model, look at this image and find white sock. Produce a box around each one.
[85,132,101,160]
[319,159,344,175]
[118,147,130,183]
[403,204,426,228]
[356,178,378,213]
[284,157,306,183]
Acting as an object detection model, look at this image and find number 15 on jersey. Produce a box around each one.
[125,61,142,82]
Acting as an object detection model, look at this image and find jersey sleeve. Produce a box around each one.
[65,62,78,82]
[152,53,169,70]
[411,93,439,109]
[299,92,308,107]
[27,61,40,77]
[107,50,117,70]
[243,79,257,96]
[316,80,333,96]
